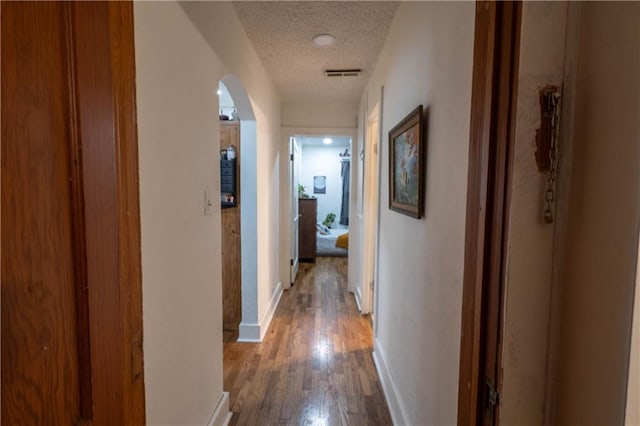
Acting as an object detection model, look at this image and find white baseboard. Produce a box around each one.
[237,322,261,342]
[372,339,409,426]
[258,281,283,340]
[207,392,232,426]
[237,281,283,342]
[354,286,363,312]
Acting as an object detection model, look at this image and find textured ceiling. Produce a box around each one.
[233,1,398,103]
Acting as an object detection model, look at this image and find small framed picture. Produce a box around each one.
[389,105,424,218]
[313,176,326,194]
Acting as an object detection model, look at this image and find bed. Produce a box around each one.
[316,228,349,257]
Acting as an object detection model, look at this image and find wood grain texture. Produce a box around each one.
[223,257,392,425]
[2,3,82,423]
[298,198,317,261]
[457,2,521,425]
[1,2,145,424]
[221,121,242,331]
[108,2,147,423]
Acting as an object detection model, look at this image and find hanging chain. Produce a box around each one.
[544,90,561,224]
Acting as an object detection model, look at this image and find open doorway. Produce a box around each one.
[218,76,260,343]
[290,135,352,277]
[218,81,242,333]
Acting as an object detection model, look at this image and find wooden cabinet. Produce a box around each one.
[220,121,241,331]
[299,198,317,262]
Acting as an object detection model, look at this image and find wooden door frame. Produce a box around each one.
[73,2,146,423]
[290,136,301,285]
[108,3,146,422]
[457,1,521,425]
[1,2,144,423]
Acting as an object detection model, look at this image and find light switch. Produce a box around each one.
[204,189,213,216]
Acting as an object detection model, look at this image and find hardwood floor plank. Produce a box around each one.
[223,257,392,425]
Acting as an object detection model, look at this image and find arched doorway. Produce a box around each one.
[219,75,259,342]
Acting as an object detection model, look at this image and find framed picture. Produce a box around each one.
[389,105,424,218]
[313,176,326,194]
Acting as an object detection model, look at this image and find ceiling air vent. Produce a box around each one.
[324,69,362,77]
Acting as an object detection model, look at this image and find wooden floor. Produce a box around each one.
[223,257,392,425]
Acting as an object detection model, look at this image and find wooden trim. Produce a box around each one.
[72,2,145,424]
[108,2,146,424]
[63,2,94,419]
[493,4,522,425]
[71,3,124,423]
[457,2,521,425]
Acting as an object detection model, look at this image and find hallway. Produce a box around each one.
[223,258,392,425]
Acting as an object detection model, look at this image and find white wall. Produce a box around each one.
[135,3,225,423]
[300,145,348,227]
[180,2,283,339]
[557,2,640,424]
[135,1,281,423]
[356,3,475,424]
[282,102,358,129]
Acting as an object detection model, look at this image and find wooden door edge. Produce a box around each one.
[457,2,522,425]
[108,2,146,424]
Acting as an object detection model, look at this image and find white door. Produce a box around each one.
[361,104,380,315]
[290,137,301,283]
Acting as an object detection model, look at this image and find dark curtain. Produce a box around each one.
[340,160,350,226]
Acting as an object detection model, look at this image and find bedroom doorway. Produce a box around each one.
[361,103,381,317]
[289,134,353,278]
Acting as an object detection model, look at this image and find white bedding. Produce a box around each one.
[317,228,349,257]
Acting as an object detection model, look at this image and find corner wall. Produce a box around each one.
[358,2,475,423]
[181,2,283,331]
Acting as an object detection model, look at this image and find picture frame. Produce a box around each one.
[313,175,326,194]
[388,105,424,218]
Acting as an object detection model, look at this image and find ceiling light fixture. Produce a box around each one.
[217,89,222,96]
[312,33,336,48]
[323,138,333,145]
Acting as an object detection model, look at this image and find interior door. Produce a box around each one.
[290,137,301,283]
[361,105,380,315]
[1,2,145,424]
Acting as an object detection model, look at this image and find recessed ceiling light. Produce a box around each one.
[312,34,336,48]
[323,138,333,145]
[217,89,222,96]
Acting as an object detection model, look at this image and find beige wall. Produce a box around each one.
[557,2,640,424]
[357,2,475,423]
[135,1,281,423]
[501,3,571,424]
